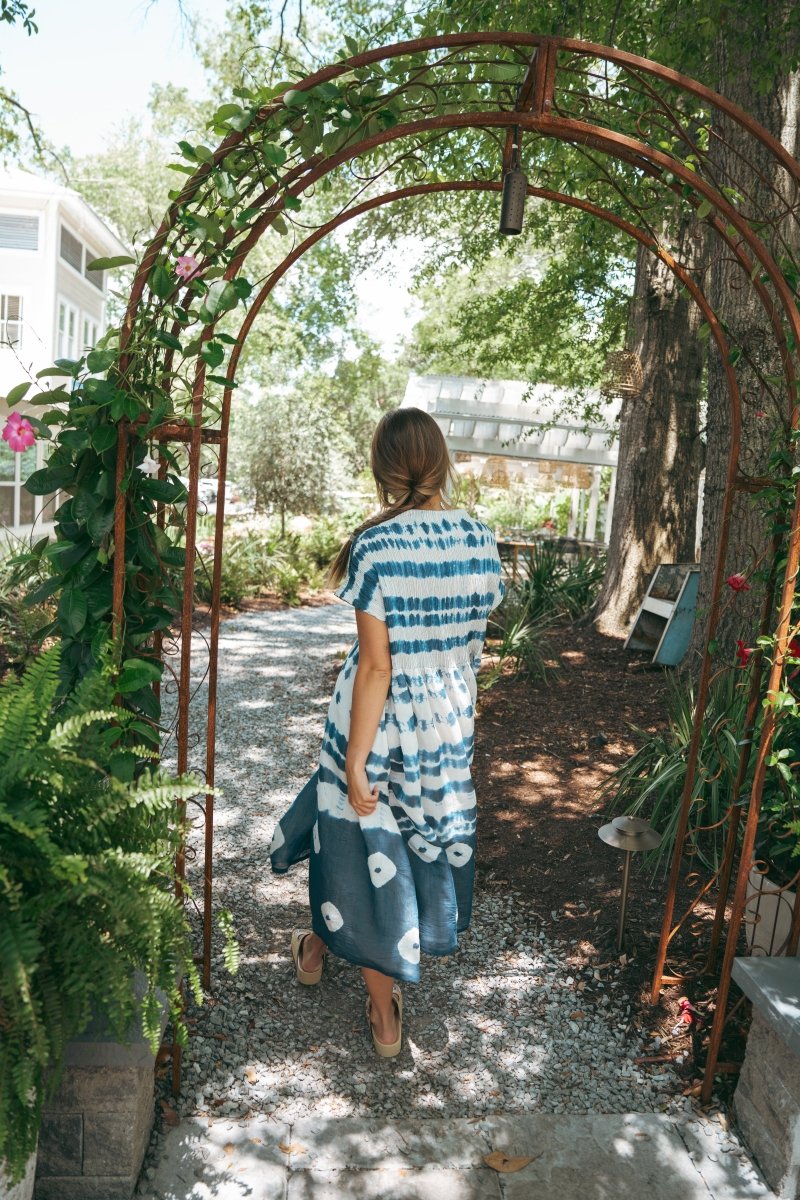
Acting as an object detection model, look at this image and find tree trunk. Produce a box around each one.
[593,217,705,638]
[687,8,800,664]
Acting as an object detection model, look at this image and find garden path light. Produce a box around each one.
[598,815,662,953]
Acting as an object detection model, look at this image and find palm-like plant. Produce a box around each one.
[0,643,227,1187]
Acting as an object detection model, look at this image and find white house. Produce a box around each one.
[0,167,129,537]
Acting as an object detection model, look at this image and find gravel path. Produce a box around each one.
[153,602,683,1129]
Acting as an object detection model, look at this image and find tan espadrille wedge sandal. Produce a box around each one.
[290,928,327,985]
[365,983,403,1057]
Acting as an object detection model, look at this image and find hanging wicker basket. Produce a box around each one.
[601,349,644,399]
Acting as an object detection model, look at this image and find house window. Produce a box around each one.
[84,247,104,291]
[59,224,83,272]
[0,293,23,352]
[0,213,39,250]
[57,298,79,359]
[82,315,99,352]
[0,439,41,529]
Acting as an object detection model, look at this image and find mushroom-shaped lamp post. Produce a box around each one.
[598,815,662,952]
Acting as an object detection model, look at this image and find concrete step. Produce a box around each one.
[137,1111,776,1199]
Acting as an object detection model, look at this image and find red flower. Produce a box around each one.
[788,637,800,660]
[755,409,767,418]
[736,640,753,667]
[726,573,750,593]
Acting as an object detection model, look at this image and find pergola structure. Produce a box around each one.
[401,372,619,540]
[33,32,796,1100]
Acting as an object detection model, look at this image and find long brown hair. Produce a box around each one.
[326,406,457,588]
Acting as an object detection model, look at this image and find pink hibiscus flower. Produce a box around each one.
[726,573,750,593]
[175,254,201,281]
[2,410,36,452]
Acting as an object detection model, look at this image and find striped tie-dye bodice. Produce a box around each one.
[333,509,505,673]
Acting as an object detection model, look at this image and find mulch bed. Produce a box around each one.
[468,620,750,1096]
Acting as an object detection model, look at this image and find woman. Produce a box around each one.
[269,407,505,1057]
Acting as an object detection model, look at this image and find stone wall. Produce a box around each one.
[34,973,169,1200]
[733,958,800,1200]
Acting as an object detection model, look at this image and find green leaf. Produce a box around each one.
[201,342,225,368]
[696,199,713,220]
[86,348,117,372]
[207,375,238,387]
[86,254,136,270]
[73,490,100,522]
[4,381,32,406]
[58,586,88,635]
[283,88,306,108]
[198,279,239,323]
[23,574,61,606]
[149,263,174,299]
[193,144,215,162]
[58,429,90,450]
[153,330,183,351]
[54,357,84,376]
[91,425,118,453]
[24,465,76,494]
[86,506,115,542]
[36,366,74,379]
[213,103,245,122]
[262,143,288,167]
[139,475,188,503]
[116,657,163,693]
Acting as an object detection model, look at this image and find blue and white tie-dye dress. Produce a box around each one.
[269,507,505,983]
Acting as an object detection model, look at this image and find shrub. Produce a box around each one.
[596,660,800,881]
[0,642,238,1186]
[517,542,606,622]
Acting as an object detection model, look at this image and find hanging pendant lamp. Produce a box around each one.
[499,125,527,235]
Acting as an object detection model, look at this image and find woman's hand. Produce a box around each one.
[345,760,380,816]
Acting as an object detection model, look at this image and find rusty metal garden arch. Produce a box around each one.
[110,34,800,1098]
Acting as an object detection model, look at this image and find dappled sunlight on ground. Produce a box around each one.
[154,603,681,1129]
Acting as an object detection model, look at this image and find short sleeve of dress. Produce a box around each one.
[489,569,506,614]
[334,535,386,622]
[485,533,506,614]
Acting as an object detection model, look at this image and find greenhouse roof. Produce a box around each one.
[401,374,620,469]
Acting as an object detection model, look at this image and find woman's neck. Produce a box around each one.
[414,494,445,510]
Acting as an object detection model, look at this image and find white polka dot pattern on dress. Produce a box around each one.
[312,820,320,854]
[269,824,285,853]
[367,851,397,888]
[397,927,421,964]
[321,901,344,931]
[408,832,441,862]
[445,841,473,866]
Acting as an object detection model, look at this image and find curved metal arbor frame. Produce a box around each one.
[111,34,800,1100]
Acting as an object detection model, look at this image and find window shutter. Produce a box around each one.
[0,214,39,250]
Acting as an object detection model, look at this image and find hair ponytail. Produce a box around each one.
[326,407,456,589]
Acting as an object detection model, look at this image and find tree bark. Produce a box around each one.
[687,8,800,664]
[593,216,705,638]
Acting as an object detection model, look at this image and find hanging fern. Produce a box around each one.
[0,641,236,1187]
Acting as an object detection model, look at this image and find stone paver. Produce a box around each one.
[138,1112,776,1199]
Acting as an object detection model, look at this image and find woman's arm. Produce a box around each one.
[345,608,391,817]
